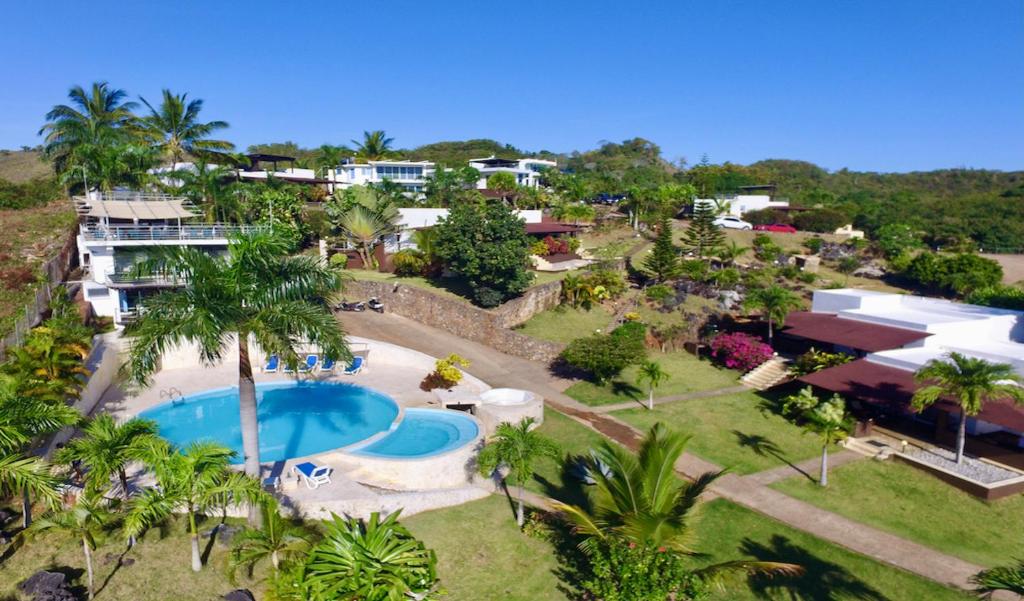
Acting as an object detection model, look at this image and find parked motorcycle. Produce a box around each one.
[368,297,385,313]
[337,300,366,312]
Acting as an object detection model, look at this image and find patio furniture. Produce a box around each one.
[262,476,281,493]
[292,462,332,489]
[342,356,364,375]
[262,355,280,373]
[319,356,336,372]
[297,354,318,373]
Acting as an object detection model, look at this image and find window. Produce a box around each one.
[376,165,424,180]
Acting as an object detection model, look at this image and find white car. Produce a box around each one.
[712,216,753,230]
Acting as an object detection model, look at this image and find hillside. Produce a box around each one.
[0,149,51,182]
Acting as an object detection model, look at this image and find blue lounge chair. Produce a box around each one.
[262,355,280,373]
[319,356,336,372]
[291,461,332,489]
[343,356,364,375]
[297,354,318,373]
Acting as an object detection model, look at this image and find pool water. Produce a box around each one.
[139,381,399,463]
[353,408,479,458]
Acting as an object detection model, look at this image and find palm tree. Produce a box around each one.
[714,240,748,267]
[170,158,241,223]
[301,511,437,601]
[477,418,559,528]
[351,130,397,161]
[29,494,114,599]
[553,424,799,591]
[971,561,1024,598]
[636,360,669,411]
[123,231,349,522]
[55,414,159,500]
[561,273,583,308]
[125,440,265,572]
[139,89,233,164]
[912,352,1024,465]
[6,325,91,399]
[230,497,314,579]
[313,144,351,176]
[802,393,851,487]
[39,82,139,180]
[743,284,802,345]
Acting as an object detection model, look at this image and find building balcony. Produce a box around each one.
[104,271,184,289]
[80,224,267,244]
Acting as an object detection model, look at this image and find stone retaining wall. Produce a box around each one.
[345,279,565,362]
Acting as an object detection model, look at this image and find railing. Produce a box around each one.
[80,224,267,242]
[105,271,183,288]
[74,191,185,203]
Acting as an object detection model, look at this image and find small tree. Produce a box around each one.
[478,418,560,528]
[29,494,113,599]
[561,329,647,384]
[230,498,314,580]
[56,414,159,501]
[743,284,802,345]
[802,393,852,487]
[636,360,669,411]
[643,218,680,282]
[681,201,724,260]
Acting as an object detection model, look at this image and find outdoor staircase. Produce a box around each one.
[842,436,896,460]
[740,356,792,390]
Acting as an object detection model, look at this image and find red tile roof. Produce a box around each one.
[783,311,931,352]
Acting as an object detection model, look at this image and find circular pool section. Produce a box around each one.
[351,409,479,459]
[139,381,399,463]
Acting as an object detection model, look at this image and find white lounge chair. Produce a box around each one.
[292,461,332,489]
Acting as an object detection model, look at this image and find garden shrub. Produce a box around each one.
[543,235,570,255]
[645,284,673,302]
[530,240,550,256]
[874,223,923,258]
[679,259,711,282]
[587,269,627,298]
[709,332,773,371]
[790,348,853,376]
[392,249,427,277]
[420,353,470,391]
[903,252,1003,296]
[966,285,1024,310]
[561,330,646,383]
[803,237,824,255]
[579,539,708,601]
[752,235,783,262]
[611,321,647,348]
[797,271,817,284]
[473,285,505,308]
[567,237,582,254]
[793,208,848,233]
[328,252,348,268]
[711,267,741,288]
[744,207,792,226]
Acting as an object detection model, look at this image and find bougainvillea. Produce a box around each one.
[709,332,773,372]
[542,235,570,255]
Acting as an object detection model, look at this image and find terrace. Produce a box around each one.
[80,223,265,243]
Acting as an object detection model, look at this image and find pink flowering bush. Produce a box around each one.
[710,332,773,372]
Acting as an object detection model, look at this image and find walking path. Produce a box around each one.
[341,311,988,592]
[743,449,863,486]
[590,384,750,413]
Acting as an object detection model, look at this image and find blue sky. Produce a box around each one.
[2,1,1021,172]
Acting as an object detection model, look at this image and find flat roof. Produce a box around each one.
[525,223,581,235]
[783,311,932,352]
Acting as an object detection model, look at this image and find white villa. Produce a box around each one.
[694,194,789,218]
[328,160,436,193]
[468,156,557,189]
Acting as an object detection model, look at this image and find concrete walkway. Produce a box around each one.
[743,449,864,486]
[340,311,987,593]
[590,384,750,413]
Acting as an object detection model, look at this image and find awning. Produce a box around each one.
[783,311,931,352]
[526,223,581,235]
[85,199,198,220]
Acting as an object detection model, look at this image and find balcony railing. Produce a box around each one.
[105,272,183,288]
[80,224,267,242]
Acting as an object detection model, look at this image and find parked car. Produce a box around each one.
[712,216,753,230]
[754,223,798,233]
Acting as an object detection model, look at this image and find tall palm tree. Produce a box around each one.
[230,498,314,579]
[912,352,1024,464]
[553,423,799,588]
[29,493,114,600]
[55,414,159,500]
[125,440,265,572]
[301,511,437,601]
[972,561,1024,598]
[743,284,802,345]
[123,231,349,522]
[351,130,397,161]
[313,144,351,176]
[170,158,240,223]
[636,360,669,411]
[477,417,560,528]
[802,393,851,487]
[39,82,139,179]
[139,89,233,164]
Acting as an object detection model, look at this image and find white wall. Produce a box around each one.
[694,195,788,217]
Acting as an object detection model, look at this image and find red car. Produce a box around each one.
[754,223,797,233]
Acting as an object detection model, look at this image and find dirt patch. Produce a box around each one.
[981,254,1024,285]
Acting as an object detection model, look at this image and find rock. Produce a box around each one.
[215,523,245,547]
[718,290,741,311]
[853,263,886,279]
[18,571,76,601]
[223,589,257,601]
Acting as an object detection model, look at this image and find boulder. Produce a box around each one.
[223,589,257,601]
[18,571,76,601]
[718,290,742,311]
[853,263,886,279]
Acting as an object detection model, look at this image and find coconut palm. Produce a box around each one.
[123,230,349,523]
[170,158,241,223]
[230,498,314,580]
[29,493,114,599]
[802,393,852,487]
[55,414,159,500]
[743,284,802,345]
[477,417,560,528]
[553,424,800,589]
[5,325,91,399]
[636,360,669,411]
[971,561,1024,598]
[313,144,351,175]
[912,352,1024,465]
[139,89,233,164]
[351,130,397,161]
[125,440,266,572]
[301,510,437,601]
[714,240,749,267]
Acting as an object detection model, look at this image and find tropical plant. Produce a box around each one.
[5,325,91,399]
[801,392,852,486]
[351,130,398,160]
[912,352,1024,464]
[230,498,315,580]
[551,201,596,225]
[170,158,241,223]
[743,284,802,344]
[561,327,647,384]
[325,186,401,269]
[971,561,1024,598]
[789,348,853,377]
[477,417,560,527]
[125,440,265,571]
[419,354,470,391]
[709,332,773,372]
[553,424,800,598]
[123,231,349,521]
[301,511,438,601]
[313,144,351,175]
[643,217,680,282]
[713,240,749,267]
[636,360,669,411]
[422,165,480,207]
[28,493,115,599]
[55,414,159,500]
[139,89,233,164]
[680,200,725,260]
[486,171,518,194]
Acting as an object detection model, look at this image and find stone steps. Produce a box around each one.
[741,356,791,390]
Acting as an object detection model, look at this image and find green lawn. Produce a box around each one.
[347,268,577,305]
[529,408,614,505]
[695,499,971,601]
[565,350,739,407]
[771,459,1024,567]
[515,305,613,344]
[612,390,825,473]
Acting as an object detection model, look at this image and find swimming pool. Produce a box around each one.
[352,409,479,458]
[139,381,400,463]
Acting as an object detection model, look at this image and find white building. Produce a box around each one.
[75,191,264,325]
[693,194,790,218]
[468,156,557,189]
[329,160,436,194]
[386,208,543,251]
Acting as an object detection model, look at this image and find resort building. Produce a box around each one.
[74,191,262,325]
[328,160,436,194]
[784,289,1024,449]
[694,185,790,217]
[468,156,557,189]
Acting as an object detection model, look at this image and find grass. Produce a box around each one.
[346,267,578,306]
[515,305,613,344]
[579,227,642,259]
[565,350,739,407]
[0,150,50,182]
[612,390,825,474]
[695,499,971,601]
[529,408,613,505]
[771,459,1024,567]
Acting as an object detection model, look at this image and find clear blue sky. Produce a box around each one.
[2,0,1022,172]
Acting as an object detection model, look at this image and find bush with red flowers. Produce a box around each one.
[542,235,570,255]
[710,332,773,372]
